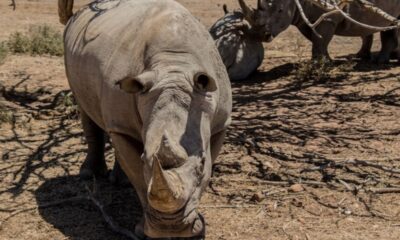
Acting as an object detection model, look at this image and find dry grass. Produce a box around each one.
[0,42,8,65]
[0,103,13,125]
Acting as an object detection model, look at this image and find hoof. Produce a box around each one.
[108,162,130,186]
[134,218,146,239]
[373,54,390,64]
[79,156,108,180]
[356,51,371,61]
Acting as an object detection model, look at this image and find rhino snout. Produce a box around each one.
[263,33,274,42]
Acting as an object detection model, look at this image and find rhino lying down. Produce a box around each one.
[210,5,264,81]
[240,0,400,63]
[60,0,232,238]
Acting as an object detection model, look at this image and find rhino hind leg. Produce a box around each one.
[356,35,373,60]
[79,109,108,179]
[376,29,398,64]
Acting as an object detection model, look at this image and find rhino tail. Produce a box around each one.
[58,0,74,25]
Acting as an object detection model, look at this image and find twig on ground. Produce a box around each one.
[305,232,311,240]
[199,204,263,209]
[1,181,140,240]
[367,187,400,194]
[339,159,400,175]
[84,182,141,240]
[0,196,89,230]
[337,179,355,192]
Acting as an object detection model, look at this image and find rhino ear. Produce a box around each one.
[194,72,217,92]
[117,71,156,94]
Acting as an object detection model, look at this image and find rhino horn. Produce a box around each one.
[238,0,256,25]
[147,157,185,212]
[156,132,187,169]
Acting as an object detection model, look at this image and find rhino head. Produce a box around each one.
[118,68,218,238]
[239,0,297,41]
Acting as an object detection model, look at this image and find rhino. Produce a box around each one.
[210,5,265,81]
[59,0,232,238]
[357,31,400,61]
[238,0,400,63]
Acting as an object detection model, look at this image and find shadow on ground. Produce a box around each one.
[34,176,141,240]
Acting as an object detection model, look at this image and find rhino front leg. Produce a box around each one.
[108,133,147,236]
[357,35,373,60]
[376,29,398,64]
[79,109,108,179]
[310,21,338,61]
[109,157,130,186]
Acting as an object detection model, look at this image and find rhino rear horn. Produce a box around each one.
[117,71,156,94]
[238,0,256,25]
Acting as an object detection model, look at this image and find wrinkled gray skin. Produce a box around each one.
[210,6,264,81]
[63,0,232,238]
[250,0,400,63]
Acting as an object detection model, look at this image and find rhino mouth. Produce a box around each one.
[263,33,274,42]
[144,206,205,238]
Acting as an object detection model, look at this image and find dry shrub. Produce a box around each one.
[295,58,333,82]
[0,42,8,65]
[7,25,63,56]
[0,103,13,125]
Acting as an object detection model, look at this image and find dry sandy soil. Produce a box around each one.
[1,1,400,239]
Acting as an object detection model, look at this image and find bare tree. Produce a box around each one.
[239,0,400,38]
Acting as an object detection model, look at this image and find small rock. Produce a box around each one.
[291,198,303,207]
[251,191,264,203]
[290,184,304,192]
[344,209,352,215]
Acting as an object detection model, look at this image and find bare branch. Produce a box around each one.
[296,0,400,38]
[294,0,323,38]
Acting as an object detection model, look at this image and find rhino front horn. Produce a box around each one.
[147,157,186,213]
[238,0,256,25]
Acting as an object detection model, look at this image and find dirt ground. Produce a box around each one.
[1,1,400,240]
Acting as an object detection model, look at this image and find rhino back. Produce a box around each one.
[294,0,400,37]
[64,0,231,139]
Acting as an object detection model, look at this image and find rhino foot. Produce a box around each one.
[373,54,390,64]
[79,155,108,180]
[356,50,371,61]
[108,161,130,186]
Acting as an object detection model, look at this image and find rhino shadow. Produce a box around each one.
[231,62,297,85]
[34,175,142,240]
[335,53,400,72]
